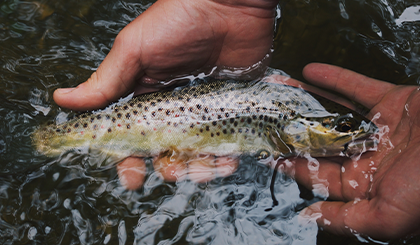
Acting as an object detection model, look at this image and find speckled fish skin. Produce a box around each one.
[33,79,378,160]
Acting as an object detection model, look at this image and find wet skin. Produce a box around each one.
[53,0,420,241]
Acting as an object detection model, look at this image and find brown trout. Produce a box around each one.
[33,78,377,160]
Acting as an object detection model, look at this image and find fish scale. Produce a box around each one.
[33,79,377,160]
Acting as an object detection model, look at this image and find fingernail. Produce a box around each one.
[56,87,76,94]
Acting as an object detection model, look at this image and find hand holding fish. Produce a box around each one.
[52,0,278,111]
[291,63,420,240]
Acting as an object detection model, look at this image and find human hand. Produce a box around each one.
[288,63,420,240]
[52,0,278,189]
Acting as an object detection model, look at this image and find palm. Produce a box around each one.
[294,63,420,240]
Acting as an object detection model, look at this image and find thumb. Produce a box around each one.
[53,28,144,111]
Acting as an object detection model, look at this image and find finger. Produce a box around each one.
[188,155,239,183]
[53,24,145,111]
[290,157,345,200]
[117,157,147,190]
[188,155,217,183]
[263,74,358,111]
[287,155,376,201]
[214,156,239,177]
[153,152,189,182]
[300,198,416,240]
[302,63,395,109]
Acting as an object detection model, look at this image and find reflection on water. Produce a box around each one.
[0,0,419,244]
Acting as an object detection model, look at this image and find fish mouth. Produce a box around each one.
[342,135,378,157]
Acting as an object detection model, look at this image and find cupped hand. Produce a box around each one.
[52,0,278,189]
[290,63,420,240]
[53,0,278,111]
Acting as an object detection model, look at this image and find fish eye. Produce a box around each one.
[335,116,356,133]
[337,122,353,132]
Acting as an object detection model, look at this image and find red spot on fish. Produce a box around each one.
[118,124,121,127]
[168,130,171,133]
[175,114,179,117]
[138,120,141,123]
[153,128,157,131]
[101,125,105,129]
[81,131,84,135]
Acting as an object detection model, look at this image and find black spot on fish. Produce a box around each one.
[251,128,256,134]
[90,117,95,123]
[204,107,209,113]
[259,122,263,129]
[212,121,217,126]
[274,119,278,124]
[234,121,238,127]
[225,112,229,118]
[196,104,202,110]
[223,129,227,134]
[123,105,129,110]
[247,117,252,124]
[96,115,102,120]
[93,125,98,130]
[114,108,119,113]
[158,108,163,112]
[151,102,156,106]
[144,106,149,112]
[218,115,222,120]
[56,129,61,133]
[137,103,142,108]
[83,123,88,128]
[141,131,145,136]
[151,112,156,117]
[259,115,264,120]
[190,123,194,128]
[133,110,138,115]
[283,115,288,120]
[129,102,134,107]
[222,121,227,126]
[211,133,214,137]
[231,128,235,134]
[230,118,235,123]
[180,107,185,112]
[166,110,170,115]
[106,115,110,120]
[206,126,210,131]
[127,124,131,129]
[112,117,116,123]
[238,128,242,133]
[291,111,296,117]
[220,108,225,112]
[200,128,203,133]
[189,107,193,112]
[202,115,206,120]
[117,113,122,119]
[252,115,257,120]
[216,132,220,136]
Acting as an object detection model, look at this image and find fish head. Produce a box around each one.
[283,112,378,158]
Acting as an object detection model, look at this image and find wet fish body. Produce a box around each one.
[33,79,377,160]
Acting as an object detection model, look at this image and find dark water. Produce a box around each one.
[0,0,419,244]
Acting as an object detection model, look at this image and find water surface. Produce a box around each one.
[1,0,419,244]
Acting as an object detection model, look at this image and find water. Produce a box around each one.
[0,0,419,244]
